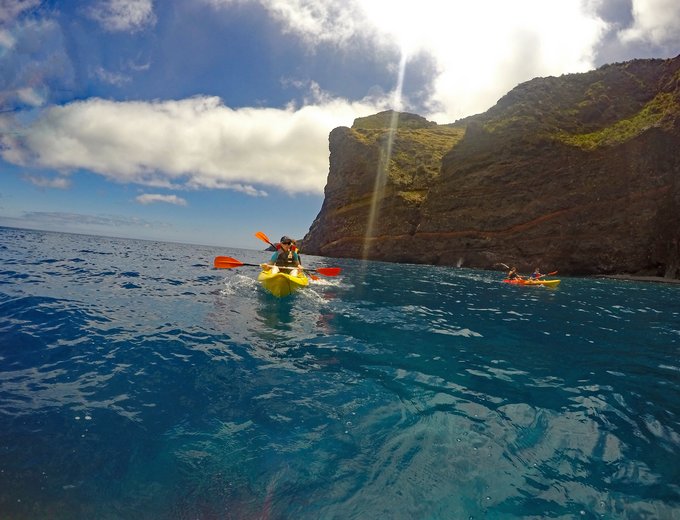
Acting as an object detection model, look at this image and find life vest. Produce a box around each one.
[276,243,299,253]
[275,248,299,267]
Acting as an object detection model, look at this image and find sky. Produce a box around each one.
[1,0,679,250]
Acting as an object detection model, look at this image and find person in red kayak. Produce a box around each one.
[530,267,542,279]
[507,266,523,280]
[261,236,303,276]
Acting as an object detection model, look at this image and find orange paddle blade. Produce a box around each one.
[214,256,245,269]
[314,267,341,276]
[255,232,274,246]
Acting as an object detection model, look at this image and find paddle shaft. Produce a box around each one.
[214,256,340,276]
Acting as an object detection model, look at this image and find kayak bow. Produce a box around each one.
[257,269,309,297]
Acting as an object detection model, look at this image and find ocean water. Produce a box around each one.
[1,227,679,520]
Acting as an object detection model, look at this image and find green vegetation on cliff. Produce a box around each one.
[477,58,679,146]
[556,92,679,149]
[350,123,465,189]
[352,110,437,130]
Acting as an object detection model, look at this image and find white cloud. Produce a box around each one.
[136,193,188,206]
[22,174,71,189]
[16,211,167,229]
[414,2,609,121]
[0,17,72,111]
[0,28,16,48]
[2,95,385,195]
[16,87,45,107]
[204,0,365,46]
[0,0,40,24]
[87,0,156,32]
[206,0,610,122]
[619,0,680,46]
[93,66,132,86]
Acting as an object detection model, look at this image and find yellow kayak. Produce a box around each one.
[257,269,309,297]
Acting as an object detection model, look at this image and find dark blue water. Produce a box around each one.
[1,227,679,519]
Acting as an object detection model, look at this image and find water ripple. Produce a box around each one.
[1,228,679,519]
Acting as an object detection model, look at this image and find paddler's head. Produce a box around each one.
[279,236,293,250]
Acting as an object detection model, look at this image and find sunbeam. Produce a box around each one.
[362,49,408,260]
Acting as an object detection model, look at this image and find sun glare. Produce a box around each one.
[357,0,606,122]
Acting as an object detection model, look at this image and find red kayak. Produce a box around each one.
[503,278,561,287]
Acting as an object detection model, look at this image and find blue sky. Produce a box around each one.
[1,0,679,249]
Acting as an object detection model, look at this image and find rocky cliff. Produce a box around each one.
[303,55,680,279]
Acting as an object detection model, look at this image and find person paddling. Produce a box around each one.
[507,266,523,280]
[530,267,542,279]
[261,236,303,276]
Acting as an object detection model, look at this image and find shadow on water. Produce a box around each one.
[256,291,295,329]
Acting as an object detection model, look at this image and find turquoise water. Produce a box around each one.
[1,226,679,519]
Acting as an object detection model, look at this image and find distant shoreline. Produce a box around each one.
[594,274,680,285]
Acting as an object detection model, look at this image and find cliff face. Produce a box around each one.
[303,56,680,278]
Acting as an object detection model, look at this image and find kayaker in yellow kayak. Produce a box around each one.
[530,267,542,279]
[260,236,303,276]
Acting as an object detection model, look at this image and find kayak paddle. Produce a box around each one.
[255,231,276,249]
[307,267,341,276]
[213,256,341,277]
[214,256,260,269]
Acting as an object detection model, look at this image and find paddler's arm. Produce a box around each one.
[261,251,278,269]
